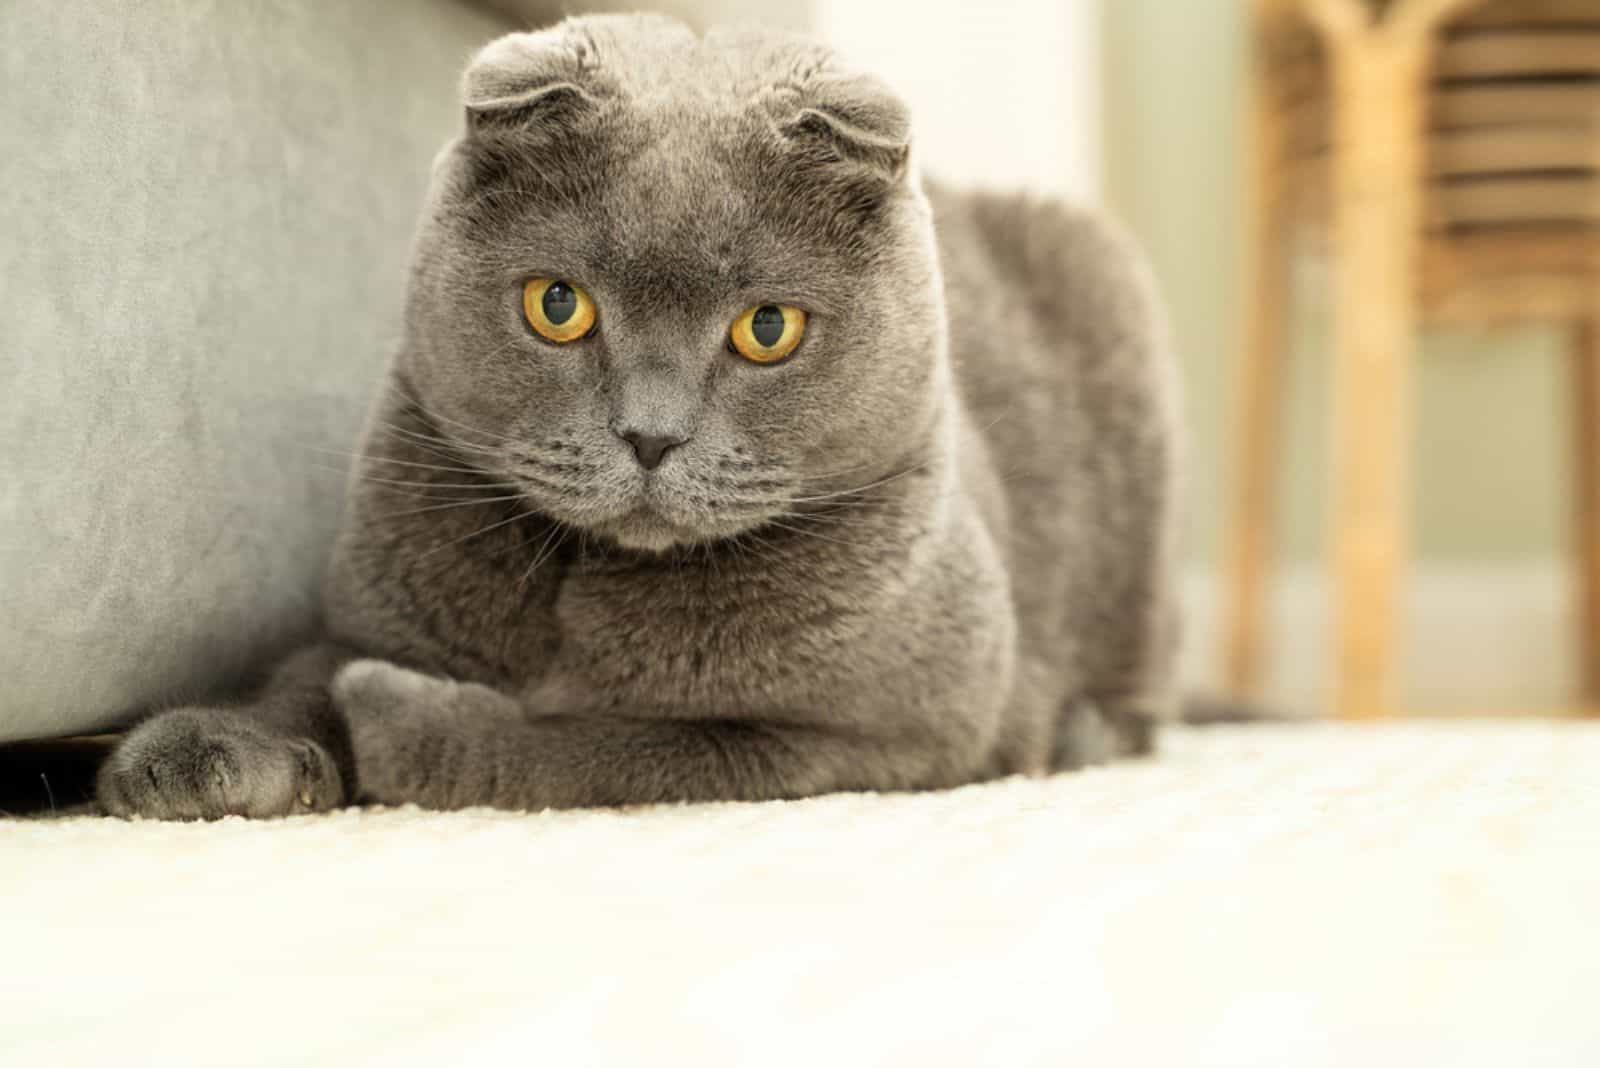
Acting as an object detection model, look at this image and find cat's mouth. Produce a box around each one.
[589,491,772,554]
[511,463,775,553]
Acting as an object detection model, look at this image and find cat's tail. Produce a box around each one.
[1179,694,1293,724]
[1052,693,1290,770]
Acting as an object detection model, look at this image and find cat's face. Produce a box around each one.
[400,16,947,552]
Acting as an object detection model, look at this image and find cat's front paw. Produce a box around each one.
[332,659,448,710]
[98,707,343,820]
[330,659,456,744]
[331,659,519,806]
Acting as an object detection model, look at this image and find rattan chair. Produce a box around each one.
[1223,0,1600,717]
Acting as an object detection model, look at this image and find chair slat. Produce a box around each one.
[1438,32,1600,79]
[1283,110,1600,172]
[1456,0,1600,31]
[1422,226,1598,281]
[1430,175,1600,225]
[1431,125,1600,175]
[1434,83,1600,127]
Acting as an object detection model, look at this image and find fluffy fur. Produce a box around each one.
[98,15,1179,818]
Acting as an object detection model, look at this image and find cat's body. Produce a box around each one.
[98,16,1178,818]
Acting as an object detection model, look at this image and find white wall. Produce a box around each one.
[485,0,812,31]
[814,0,1102,202]
[485,0,1102,200]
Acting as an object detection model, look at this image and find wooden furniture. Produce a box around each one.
[1223,0,1600,717]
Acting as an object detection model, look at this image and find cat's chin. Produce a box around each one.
[588,505,759,555]
[589,508,705,554]
[605,523,689,554]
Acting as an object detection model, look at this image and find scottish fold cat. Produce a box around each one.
[98,14,1179,817]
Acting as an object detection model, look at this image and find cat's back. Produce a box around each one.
[926,180,1171,434]
[926,179,1175,513]
[926,180,1179,733]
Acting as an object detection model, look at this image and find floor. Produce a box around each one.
[3,723,1598,1066]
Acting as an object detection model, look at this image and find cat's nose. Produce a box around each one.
[617,429,688,471]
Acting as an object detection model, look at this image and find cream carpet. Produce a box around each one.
[4,723,1598,1067]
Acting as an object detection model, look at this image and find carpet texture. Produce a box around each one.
[5,723,1598,1066]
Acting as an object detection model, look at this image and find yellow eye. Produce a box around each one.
[729,303,807,364]
[523,278,597,343]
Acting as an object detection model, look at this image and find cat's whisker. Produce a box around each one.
[774,508,886,530]
[385,384,525,446]
[339,471,523,492]
[712,468,928,512]
[379,493,529,520]
[735,526,820,569]
[727,530,774,568]
[509,457,600,479]
[762,518,875,553]
[518,523,570,587]
[307,461,489,490]
[783,458,943,505]
[770,411,1009,490]
[709,444,959,510]
[483,516,549,563]
[305,447,489,476]
[415,504,538,560]
[313,471,522,508]
[371,395,511,449]
[367,436,460,469]
[782,459,898,484]
[508,468,591,498]
[376,490,520,508]
[686,495,887,530]
[369,429,497,471]
[378,420,503,457]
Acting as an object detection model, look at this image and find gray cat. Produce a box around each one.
[97,14,1180,818]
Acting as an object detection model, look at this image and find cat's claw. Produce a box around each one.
[98,707,343,820]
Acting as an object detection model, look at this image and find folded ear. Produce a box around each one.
[775,69,912,184]
[460,26,606,138]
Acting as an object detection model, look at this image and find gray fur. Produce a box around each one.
[98,14,1180,818]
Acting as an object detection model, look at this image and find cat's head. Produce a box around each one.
[400,14,948,552]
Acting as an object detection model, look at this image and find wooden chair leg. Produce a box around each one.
[1221,25,1294,701]
[1572,318,1600,707]
[1323,26,1429,719]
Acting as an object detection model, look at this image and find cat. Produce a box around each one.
[97,13,1180,818]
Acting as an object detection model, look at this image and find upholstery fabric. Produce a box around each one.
[0,0,508,741]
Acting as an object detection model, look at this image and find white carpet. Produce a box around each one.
[4,723,1599,1067]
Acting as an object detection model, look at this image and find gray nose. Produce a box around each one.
[617,429,687,471]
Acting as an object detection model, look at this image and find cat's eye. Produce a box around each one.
[729,303,807,364]
[523,278,598,343]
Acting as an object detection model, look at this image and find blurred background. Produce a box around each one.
[665,0,1592,720]
[800,0,1592,720]
[3,0,1594,744]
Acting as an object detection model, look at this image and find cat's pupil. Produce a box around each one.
[542,282,578,325]
[751,305,785,347]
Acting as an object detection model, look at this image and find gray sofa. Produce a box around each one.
[0,0,519,742]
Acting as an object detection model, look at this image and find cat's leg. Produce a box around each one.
[1052,569,1179,772]
[332,659,921,810]
[1050,697,1157,771]
[98,643,356,819]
